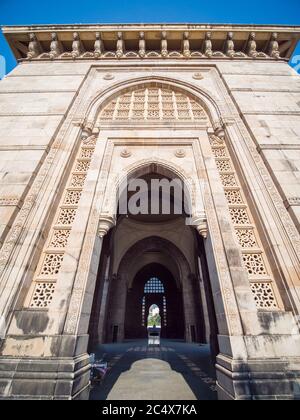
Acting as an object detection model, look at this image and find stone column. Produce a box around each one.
[96,255,111,343]
[107,272,128,343]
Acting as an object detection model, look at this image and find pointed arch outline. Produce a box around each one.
[100,156,205,222]
[81,74,224,129]
[117,235,192,289]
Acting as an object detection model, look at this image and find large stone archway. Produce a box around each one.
[104,236,202,343]
[0,65,300,401]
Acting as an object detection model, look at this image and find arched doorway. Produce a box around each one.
[124,263,185,339]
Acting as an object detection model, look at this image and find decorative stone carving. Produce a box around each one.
[24,118,99,309]
[40,253,64,276]
[268,33,280,59]
[224,189,244,205]
[82,134,97,146]
[212,147,227,158]
[0,196,20,207]
[72,32,85,59]
[49,229,71,249]
[182,32,191,58]
[225,32,235,58]
[139,32,146,58]
[209,133,225,147]
[29,282,55,308]
[193,72,203,80]
[116,32,124,59]
[215,159,232,172]
[220,173,237,187]
[99,87,208,123]
[246,32,258,58]
[63,190,82,205]
[209,132,278,309]
[285,197,300,207]
[49,33,63,60]
[13,26,293,63]
[103,73,114,80]
[27,33,42,59]
[57,208,77,225]
[98,216,116,237]
[235,228,257,248]
[203,32,213,57]
[120,149,132,158]
[75,159,91,172]
[229,207,251,225]
[161,31,168,58]
[250,282,278,309]
[94,32,104,58]
[196,221,208,239]
[175,149,186,158]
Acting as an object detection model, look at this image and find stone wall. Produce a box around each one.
[0,62,89,245]
[0,56,300,399]
[218,61,300,231]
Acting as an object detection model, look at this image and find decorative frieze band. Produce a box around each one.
[0,196,21,207]
[26,30,282,61]
[4,25,299,61]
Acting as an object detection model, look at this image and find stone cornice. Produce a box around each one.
[2,23,300,61]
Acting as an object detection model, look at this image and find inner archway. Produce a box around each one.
[88,161,217,347]
[124,263,185,339]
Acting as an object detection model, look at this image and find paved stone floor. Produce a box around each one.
[89,339,217,400]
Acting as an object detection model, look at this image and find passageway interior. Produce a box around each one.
[88,166,219,400]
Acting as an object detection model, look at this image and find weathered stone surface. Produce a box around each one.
[0,23,299,401]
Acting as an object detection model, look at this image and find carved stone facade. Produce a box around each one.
[0,23,300,401]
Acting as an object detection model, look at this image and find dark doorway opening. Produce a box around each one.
[124,263,185,339]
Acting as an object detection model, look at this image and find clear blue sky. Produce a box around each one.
[0,0,300,75]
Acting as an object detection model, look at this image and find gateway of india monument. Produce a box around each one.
[0,23,300,400]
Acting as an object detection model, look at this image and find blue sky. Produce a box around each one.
[0,0,300,75]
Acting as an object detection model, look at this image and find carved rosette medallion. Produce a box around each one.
[120,149,132,158]
[193,72,204,80]
[175,149,186,158]
[103,73,114,80]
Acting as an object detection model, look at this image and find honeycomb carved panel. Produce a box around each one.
[242,253,267,276]
[229,207,251,225]
[250,282,278,309]
[75,160,91,172]
[40,253,64,276]
[220,173,238,187]
[49,229,71,248]
[212,148,227,158]
[80,148,94,159]
[235,228,257,248]
[215,159,232,172]
[27,131,98,309]
[209,134,280,311]
[30,282,56,309]
[57,208,77,225]
[70,174,87,188]
[224,189,244,205]
[64,190,82,205]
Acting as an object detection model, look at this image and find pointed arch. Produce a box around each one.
[83,75,224,129]
[100,157,205,223]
